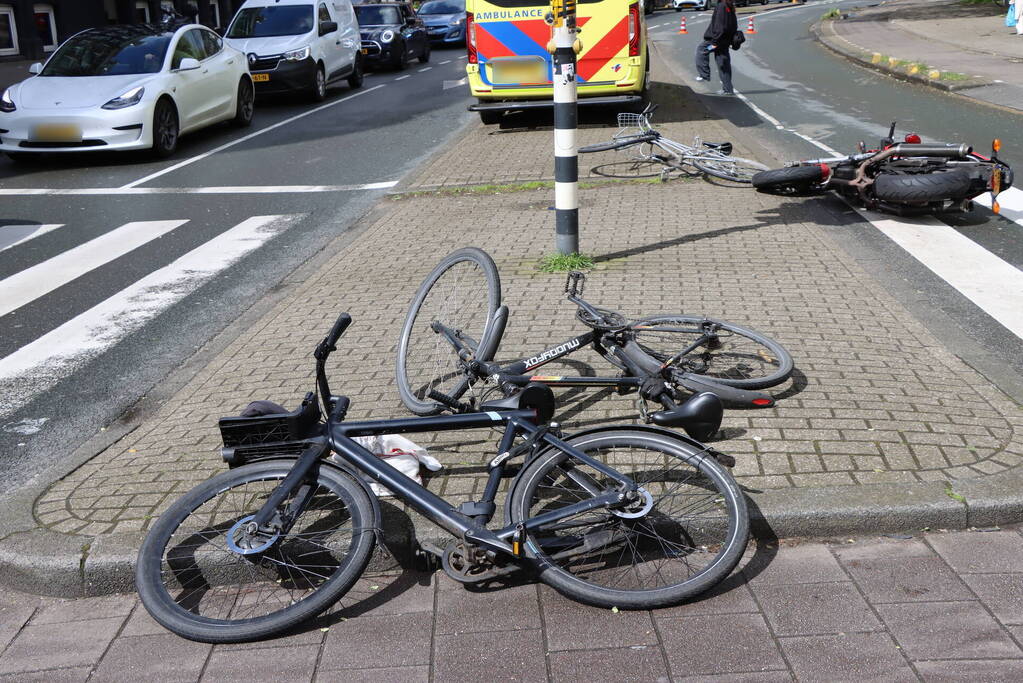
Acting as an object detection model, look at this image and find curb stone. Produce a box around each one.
[2,48,1023,599]
[811,18,992,94]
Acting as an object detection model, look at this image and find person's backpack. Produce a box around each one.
[731,32,745,50]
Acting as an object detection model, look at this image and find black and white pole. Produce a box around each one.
[551,0,579,255]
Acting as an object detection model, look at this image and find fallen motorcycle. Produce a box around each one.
[751,123,1012,216]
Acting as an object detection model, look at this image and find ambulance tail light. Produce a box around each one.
[467,12,477,64]
[628,3,640,57]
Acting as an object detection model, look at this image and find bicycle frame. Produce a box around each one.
[247,405,642,559]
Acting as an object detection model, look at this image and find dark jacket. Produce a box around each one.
[703,1,737,45]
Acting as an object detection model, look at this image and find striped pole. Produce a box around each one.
[551,0,578,255]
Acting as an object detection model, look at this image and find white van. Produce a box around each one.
[224,0,362,100]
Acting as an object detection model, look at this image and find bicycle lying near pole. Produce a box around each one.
[578,103,769,183]
[396,248,794,427]
[136,311,749,643]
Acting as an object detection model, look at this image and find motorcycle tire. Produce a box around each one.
[751,165,824,195]
[873,169,973,203]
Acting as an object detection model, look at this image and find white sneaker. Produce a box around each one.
[695,76,707,82]
[714,90,735,96]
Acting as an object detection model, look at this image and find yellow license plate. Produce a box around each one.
[490,60,547,84]
[32,123,82,143]
[361,48,368,54]
[251,73,270,82]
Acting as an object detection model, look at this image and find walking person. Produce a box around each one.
[1016,0,1023,35]
[695,0,738,95]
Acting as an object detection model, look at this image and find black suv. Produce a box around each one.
[355,2,430,70]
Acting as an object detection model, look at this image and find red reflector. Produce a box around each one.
[752,398,773,406]
[904,133,921,144]
[819,163,831,180]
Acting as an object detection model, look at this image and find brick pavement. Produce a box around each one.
[4,528,1023,680]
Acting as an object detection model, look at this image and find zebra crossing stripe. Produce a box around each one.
[0,214,305,419]
[0,224,63,253]
[0,220,188,318]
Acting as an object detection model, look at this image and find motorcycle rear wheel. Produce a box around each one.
[873,169,973,203]
[751,166,824,195]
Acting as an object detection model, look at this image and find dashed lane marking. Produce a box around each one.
[419,66,433,72]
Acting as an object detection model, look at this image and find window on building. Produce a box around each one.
[135,1,150,22]
[33,4,57,52]
[210,1,220,27]
[0,4,18,55]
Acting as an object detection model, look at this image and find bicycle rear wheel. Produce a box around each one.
[135,461,376,644]
[624,315,793,389]
[591,156,670,179]
[692,155,769,183]
[508,430,748,609]
[396,247,501,415]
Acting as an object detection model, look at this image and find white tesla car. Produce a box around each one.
[0,23,254,160]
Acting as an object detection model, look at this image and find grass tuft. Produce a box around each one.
[537,252,595,272]
[821,8,842,19]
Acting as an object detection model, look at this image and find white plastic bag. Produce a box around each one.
[339,434,441,497]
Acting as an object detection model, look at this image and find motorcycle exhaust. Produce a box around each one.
[891,143,972,158]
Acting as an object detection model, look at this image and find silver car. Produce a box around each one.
[672,0,709,10]
[0,23,254,160]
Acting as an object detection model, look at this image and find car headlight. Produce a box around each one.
[454,18,465,27]
[101,86,145,110]
[0,89,15,113]
[283,46,311,61]
[381,30,395,43]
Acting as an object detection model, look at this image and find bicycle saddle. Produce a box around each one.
[702,141,733,156]
[649,392,723,442]
[480,382,556,424]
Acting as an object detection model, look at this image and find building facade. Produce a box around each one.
[0,0,245,61]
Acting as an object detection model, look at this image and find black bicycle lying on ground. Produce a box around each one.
[135,312,749,643]
[752,122,1012,216]
[396,248,794,430]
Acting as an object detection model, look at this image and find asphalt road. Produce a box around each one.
[0,53,474,493]
[648,0,1023,400]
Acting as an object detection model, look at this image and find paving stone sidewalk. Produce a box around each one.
[815,0,1023,112]
[1,49,1022,600]
[4,528,1023,681]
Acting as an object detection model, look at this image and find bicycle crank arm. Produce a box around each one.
[675,374,775,408]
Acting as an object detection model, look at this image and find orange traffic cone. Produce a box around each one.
[677,15,688,34]
[745,16,757,34]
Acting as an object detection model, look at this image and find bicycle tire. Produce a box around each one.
[136,461,376,644]
[591,158,669,179]
[604,315,793,390]
[692,155,769,183]
[579,133,658,154]
[507,430,748,609]
[396,247,501,416]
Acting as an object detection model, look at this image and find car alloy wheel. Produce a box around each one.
[348,54,364,89]
[152,99,179,158]
[234,78,254,127]
[311,66,327,102]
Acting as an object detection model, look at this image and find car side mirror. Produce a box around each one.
[177,57,201,71]
[28,62,42,75]
[319,20,338,36]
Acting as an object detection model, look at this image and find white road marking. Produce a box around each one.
[862,210,1023,338]
[443,77,468,90]
[440,59,451,64]
[975,186,1023,229]
[0,182,398,196]
[0,224,63,253]
[0,214,304,419]
[0,220,187,318]
[121,85,386,190]
[395,74,411,80]
[418,66,433,72]
[458,55,467,59]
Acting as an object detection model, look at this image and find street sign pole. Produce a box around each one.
[550,0,579,255]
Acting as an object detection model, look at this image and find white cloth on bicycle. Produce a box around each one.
[340,435,441,497]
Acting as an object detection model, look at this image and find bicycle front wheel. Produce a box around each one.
[396,247,501,415]
[628,314,793,389]
[136,461,376,644]
[692,155,769,183]
[508,430,748,609]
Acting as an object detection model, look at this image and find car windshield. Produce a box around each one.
[40,31,172,76]
[227,6,315,38]
[355,6,401,24]
[418,0,462,14]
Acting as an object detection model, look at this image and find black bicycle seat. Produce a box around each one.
[649,392,723,442]
[702,141,733,156]
[480,383,556,424]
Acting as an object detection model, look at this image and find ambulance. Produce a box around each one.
[465,0,648,123]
